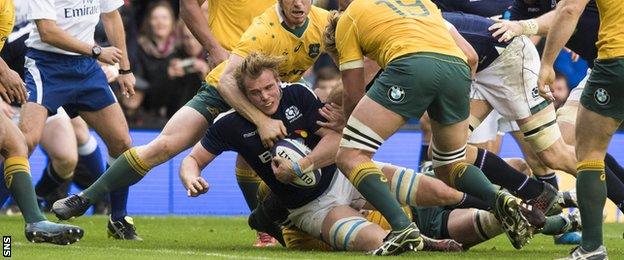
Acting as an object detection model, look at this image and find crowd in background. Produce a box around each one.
[100,0,584,129]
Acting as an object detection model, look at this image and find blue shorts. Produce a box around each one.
[24,48,117,117]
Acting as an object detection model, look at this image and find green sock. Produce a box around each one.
[541,215,567,235]
[453,164,498,206]
[83,148,148,203]
[238,181,260,210]
[349,162,411,231]
[577,161,607,252]
[236,167,261,210]
[4,157,46,223]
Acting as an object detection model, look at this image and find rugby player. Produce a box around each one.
[180,0,277,246]
[489,0,624,215]
[0,0,83,245]
[179,52,467,254]
[52,0,331,235]
[537,0,624,257]
[325,0,537,253]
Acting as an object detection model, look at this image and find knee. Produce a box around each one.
[51,154,78,177]
[22,131,41,155]
[146,135,178,164]
[336,148,371,175]
[107,134,132,157]
[539,147,575,173]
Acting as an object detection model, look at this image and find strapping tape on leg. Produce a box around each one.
[468,115,483,135]
[473,210,503,240]
[328,216,371,250]
[555,105,577,125]
[431,143,467,168]
[340,117,384,153]
[519,111,561,152]
[390,167,422,206]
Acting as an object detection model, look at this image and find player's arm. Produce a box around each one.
[489,7,559,41]
[218,54,286,148]
[537,0,590,101]
[179,0,229,67]
[340,67,365,118]
[101,9,136,97]
[446,22,478,78]
[179,142,216,197]
[272,127,341,184]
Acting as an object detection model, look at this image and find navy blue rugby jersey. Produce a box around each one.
[443,12,510,72]
[432,0,513,18]
[200,83,336,209]
[509,0,598,65]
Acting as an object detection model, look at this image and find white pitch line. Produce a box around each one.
[14,243,278,259]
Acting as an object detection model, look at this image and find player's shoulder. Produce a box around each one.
[309,5,330,26]
[212,109,249,129]
[280,82,319,101]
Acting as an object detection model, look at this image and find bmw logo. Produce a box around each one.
[594,88,610,105]
[387,85,406,103]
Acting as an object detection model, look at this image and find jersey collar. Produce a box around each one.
[276,4,310,38]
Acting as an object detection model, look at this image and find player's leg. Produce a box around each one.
[376,162,488,210]
[335,96,420,252]
[72,116,105,184]
[52,83,228,220]
[78,103,145,240]
[321,205,386,251]
[2,113,83,244]
[516,104,577,175]
[235,156,261,212]
[574,107,620,253]
[417,113,432,170]
[568,57,624,258]
[531,106,624,213]
[36,112,78,207]
[234,156,276,247]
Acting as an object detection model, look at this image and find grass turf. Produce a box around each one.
[1,215,622,259]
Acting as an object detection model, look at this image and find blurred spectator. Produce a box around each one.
[313,69,341,102]
[552,71,570,109]
[167,23,209,112]
[131,1,178,127]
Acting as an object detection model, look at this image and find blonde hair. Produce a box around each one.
[323,10,341,59]
[234,52,286,93]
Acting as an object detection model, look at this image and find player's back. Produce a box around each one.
[595,0,624,59]
[432,0,512,18]
[206,0,275,51]
[339,0,465,68]
[442,12,508,71]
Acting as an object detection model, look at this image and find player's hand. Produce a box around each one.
[257,118,287,148]
[0,68,27,104]
[317,102,346,132]
[97,46,123,65]
[183,176,210,197]
[488,19,523,42]
[0,99,14,118]
[117,73,136,98]
[207,45,229,70]
[271,156,297,184]
[537,64,556,102]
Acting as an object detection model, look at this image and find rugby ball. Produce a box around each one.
[271,139,322,188]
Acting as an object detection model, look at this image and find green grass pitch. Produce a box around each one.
[1,215,622,259]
